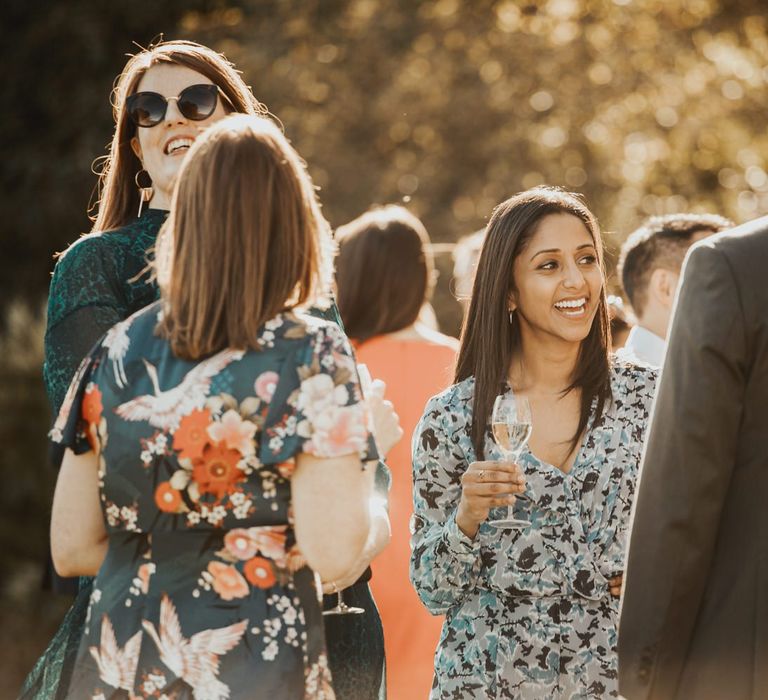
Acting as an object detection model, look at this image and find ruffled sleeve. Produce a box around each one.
[259,321,378,466]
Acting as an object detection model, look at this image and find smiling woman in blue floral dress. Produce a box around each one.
[411,187,657,699]
[48,114,380,699]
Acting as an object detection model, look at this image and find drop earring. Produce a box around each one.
[135,169,153,216]
[508,307,515,324]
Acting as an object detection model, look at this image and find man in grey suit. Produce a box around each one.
[618,216,768,700]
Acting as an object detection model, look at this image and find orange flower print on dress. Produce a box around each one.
[207,561,249,600]
[224,529,260,561]
[192,442,245,501]
[207,410,257,456]
[82,383,104,451]
[309,405,369,458]
[250,527,287,563]
[244,557,276,589]
[173,408,211,461]
[277,460,295,479]
[155,482,182,513]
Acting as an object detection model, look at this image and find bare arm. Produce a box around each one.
[292,452,373,583]
[50,448,108,577]
[321,485,391,593]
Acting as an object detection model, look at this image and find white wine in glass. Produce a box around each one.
[488,393,532,528]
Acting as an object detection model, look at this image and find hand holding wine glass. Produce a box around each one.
[488,392,532,528]
[456,460,526,539]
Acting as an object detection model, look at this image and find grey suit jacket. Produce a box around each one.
[618,217,768,700]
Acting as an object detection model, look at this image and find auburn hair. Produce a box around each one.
[91,39,267,233]
[455,187,612,460]
[156,114,334,360]
[335,205,433,343]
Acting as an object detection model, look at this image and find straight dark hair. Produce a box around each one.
[455,187,612,460]
[335,205,432,343]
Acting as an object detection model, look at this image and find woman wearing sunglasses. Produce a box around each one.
[27,40,393,700]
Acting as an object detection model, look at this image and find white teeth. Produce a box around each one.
[166,138,194,155]
[554,298,587,309]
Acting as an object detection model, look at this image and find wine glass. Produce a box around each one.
[323,587,365,616]
[488,392,532,529]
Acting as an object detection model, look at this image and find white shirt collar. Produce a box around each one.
[618,325,666,367]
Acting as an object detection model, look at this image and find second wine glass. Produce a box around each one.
[488,392,532,529]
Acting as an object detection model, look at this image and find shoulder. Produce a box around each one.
[415,325,461,352]
[686,218,768,279]
[291,311,346,343]
[423,376,475,419]
[609,356,658,408]
[53,232,117,279]
[52,219,145,280]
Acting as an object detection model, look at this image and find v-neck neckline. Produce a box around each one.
[500,383,598,478]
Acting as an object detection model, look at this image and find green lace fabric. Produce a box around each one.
[43,208,168,421]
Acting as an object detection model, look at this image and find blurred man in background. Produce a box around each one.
[618,213,732,366]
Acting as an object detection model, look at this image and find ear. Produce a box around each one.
[649,268,678,310]
[507,293,517,312]
[130,135,143,163]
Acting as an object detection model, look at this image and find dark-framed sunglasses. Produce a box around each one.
[126,84,225,128]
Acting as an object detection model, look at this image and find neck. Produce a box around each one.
[637,311,668,340]
[149,188,172,212]
[510,328,580,394]
[384,322,423,341]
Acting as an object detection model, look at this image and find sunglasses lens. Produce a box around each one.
[128,93,166,127]
[178,85,218,121]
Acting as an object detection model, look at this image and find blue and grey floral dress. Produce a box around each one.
[51,302,377,699]
[411,360,657,699]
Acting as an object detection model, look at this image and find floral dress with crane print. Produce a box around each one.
[51,301,377,700]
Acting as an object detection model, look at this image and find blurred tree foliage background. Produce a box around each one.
[2,0,767,694]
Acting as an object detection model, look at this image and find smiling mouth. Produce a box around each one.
[553,297,588,317]
[164,137,194,155]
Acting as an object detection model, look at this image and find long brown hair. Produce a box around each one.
[92,39,267,233]
[455,187,612,460]
[335,205,433,342]
[156,115,334,360]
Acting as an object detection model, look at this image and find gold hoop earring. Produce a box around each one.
[135,169,153,216]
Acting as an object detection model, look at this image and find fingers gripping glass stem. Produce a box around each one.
[488,393,532,529]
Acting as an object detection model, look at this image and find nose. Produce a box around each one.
[163,96,187,125]
[562,259,586,290]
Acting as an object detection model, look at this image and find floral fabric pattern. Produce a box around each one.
[410,360,657,699]
[53,301,376,699]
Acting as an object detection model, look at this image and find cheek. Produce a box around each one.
[586,268,604,297]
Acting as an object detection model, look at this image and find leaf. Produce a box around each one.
[517,545,540,570]
[220,393,238,411]
[169,470,190,490]
[240,397,261,417]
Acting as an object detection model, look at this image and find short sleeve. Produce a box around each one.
[48,345,104,458]
[297,323,378,460]
[259,321,378,465]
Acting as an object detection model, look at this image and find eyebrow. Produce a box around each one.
[530,243,595,261]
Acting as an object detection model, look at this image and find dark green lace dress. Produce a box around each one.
[24,209,387,700]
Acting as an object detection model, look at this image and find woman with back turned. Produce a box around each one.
[335,205,458,700]
[48,114,380,699]
[411,187,657,698]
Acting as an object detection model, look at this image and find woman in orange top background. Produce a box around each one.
[336,205,458,700]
